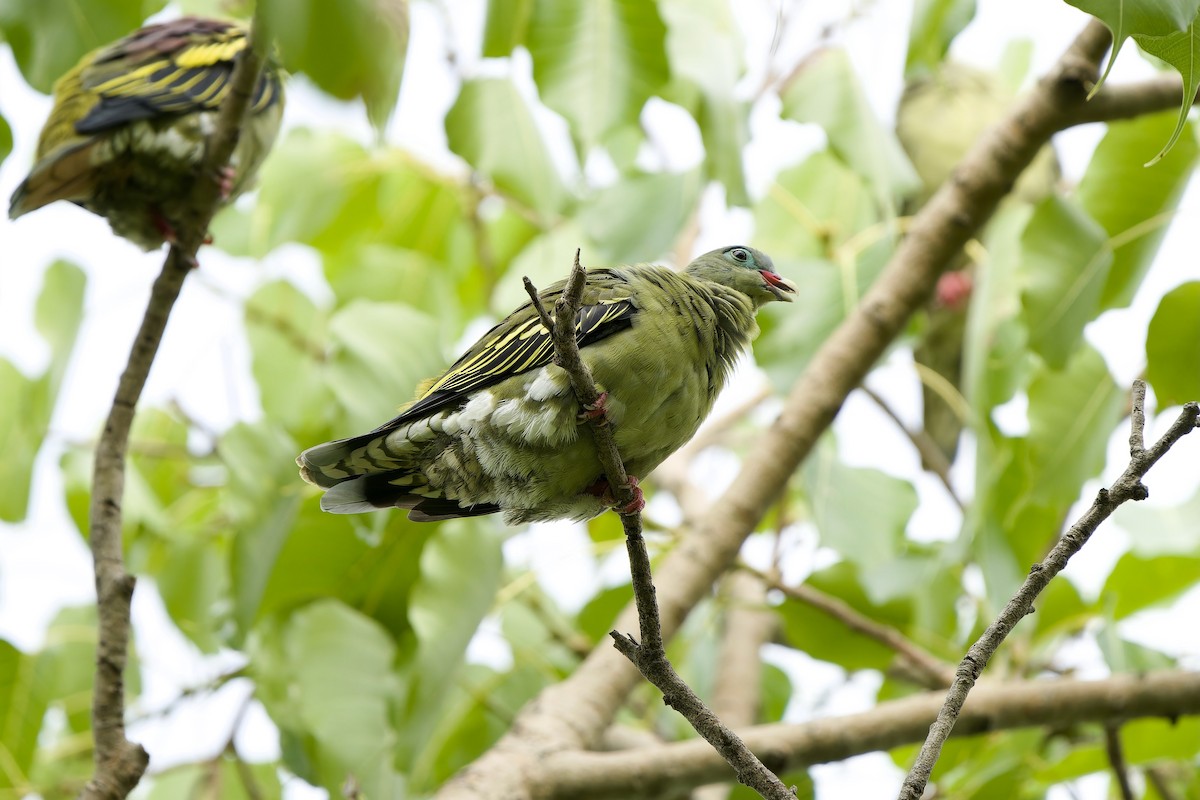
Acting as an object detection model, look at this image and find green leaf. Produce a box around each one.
[1064,0,1200,101]
[245,280,333,435]
[1097,623,1176,672]
[781,48,919,204]
[0,111,11,169]
[251,600,405,799]
[397,521,504,765]
[1078,112,1199,309]
[0,0,164,93]
[1133,17,1200,164]
[1117,481,1200,555]
[803,438,917,580]
[1031,575,1088,641]
[777,562,914,672]
[491,221,600,313]
[0,261,85,522]
[327,300,445,429]
[580,168,703,264]
[1101,553,1200,619]
[1018,195,1112,368]
[260,0,408,128]
[145,759,282,800]
[905,0,978,77]
[446,78,566,216]
[753,151,895,385]
[1026,345,1122,509]
[526,0,670,150]
[0,640,50,791]
[482,0,534,56]
[659,0,749,203]
[1146,281,1200,407]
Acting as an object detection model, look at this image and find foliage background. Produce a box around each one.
[1,0,1200,798]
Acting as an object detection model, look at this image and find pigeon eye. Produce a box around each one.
[730,248,749,262]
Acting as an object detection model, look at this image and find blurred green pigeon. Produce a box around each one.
[298,246,796,524]
[8,16,285,250]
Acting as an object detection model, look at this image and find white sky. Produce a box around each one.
[1,1,1198,798]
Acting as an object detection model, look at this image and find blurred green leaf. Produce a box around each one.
[1018,196,1112,369]
[261,0,408,127]
[660,0,749,204]
[575,582,633,644]
[245,280,332,435]
[803,438,917,578]
[526,0,670,150]
[1101,553,1200,619]
[1078,112,1198,309]
[446,78,566,216]
[0,111,11,169]
[778,562,913,672]
[397,521,504,765]
[1121,715,1200,762]
[251,600,405,799]
[1026,345,1122,508]
[0,261,85,522]
[781,48,919,204]
[1146,281,1200,407]
[906,0,977,76]
[482,0,533,56]
[0,640,49,792]
[1097,622,1176,672]
[0,0,163,93]
[492,221,600,313]
[580,168,702,264]
[1116,480,1200,556]
[754,151,895,385]
[327,300,445,429]
[1031,575,1088,641]
[145,759,282,800]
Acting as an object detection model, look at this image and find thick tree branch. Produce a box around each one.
[530,670,1200,799]
[81,16,268,800]
[438,19,1120,800]
[523,256,792,799]
[898,386,1200,799]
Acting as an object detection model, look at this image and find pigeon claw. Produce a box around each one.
[214,165,238,201]
[616,475,645,515]
[578,391,610,423]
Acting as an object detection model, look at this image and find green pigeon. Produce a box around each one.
[297,246,796,524]
[9,16,285,250]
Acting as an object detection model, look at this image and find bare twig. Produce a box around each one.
[747,566,955,690]
[898,385,1200,800]
[533,670,1200,799]
[523,255,793,799]
[81,15,269,800]
[1103,725,1135,800]
[860,385,965,512]
[1145,764,1183,800]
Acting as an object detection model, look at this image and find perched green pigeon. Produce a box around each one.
[8,16,285,250]
[298,246,795,524]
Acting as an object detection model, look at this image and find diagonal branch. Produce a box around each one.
[523,254,793,799]
[81,14,269,800]
[897,384,1200,799]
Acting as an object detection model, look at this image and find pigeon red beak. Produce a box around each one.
[760,270,797,302]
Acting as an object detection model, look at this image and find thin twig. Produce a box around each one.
[523,254,793,799]
[1145,764,1183,800]
[898,384,1200,800]
[860,385,965,511]
[1103,725,1135,800]
[747,565,955,690]
[81,14,269,800]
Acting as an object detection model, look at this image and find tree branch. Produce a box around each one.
[530,670,1200,799]
[80,15,268,800]
[437,19,1122,800]
[1104,725,1135,800]
[747,566,955,690]
[898,385,1200,799]
[523,255,792,799]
